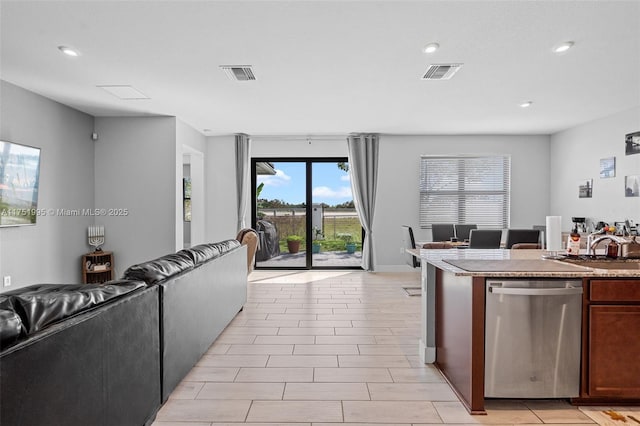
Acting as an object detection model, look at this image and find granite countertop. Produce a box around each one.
[408,248,640,278]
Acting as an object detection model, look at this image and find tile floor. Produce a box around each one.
[152,270,637,425]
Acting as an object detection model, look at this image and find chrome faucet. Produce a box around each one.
[586,233,630,256]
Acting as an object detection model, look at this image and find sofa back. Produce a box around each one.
[0,280,146,351]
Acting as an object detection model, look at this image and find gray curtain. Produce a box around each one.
[235,133,251,231]
[347,133,379,271]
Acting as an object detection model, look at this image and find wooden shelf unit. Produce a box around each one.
[82,251,114,284]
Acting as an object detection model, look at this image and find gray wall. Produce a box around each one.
[550,106,640,231]
[177,120,207,248]
[94,116,177,275]
[0,81,95,289]
[205,135,238,242]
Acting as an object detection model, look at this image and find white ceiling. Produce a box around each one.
[1,0,639,136]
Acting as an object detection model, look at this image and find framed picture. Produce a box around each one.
[626,131,640,156]
[599,157,615,178]
[578,179,593,198]
[625,175,640,197]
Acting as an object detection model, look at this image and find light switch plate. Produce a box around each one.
[3,276,11,287]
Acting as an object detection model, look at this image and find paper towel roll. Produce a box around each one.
[546,216,562,252]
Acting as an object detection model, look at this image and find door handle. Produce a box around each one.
[488,286,583,296]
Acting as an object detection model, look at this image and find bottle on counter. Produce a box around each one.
[566,225,581,256]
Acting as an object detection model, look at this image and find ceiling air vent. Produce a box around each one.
[422,63,463,80]
[220,65,256,81]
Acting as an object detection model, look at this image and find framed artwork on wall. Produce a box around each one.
[599,157,615,178]
[578,179,593,198]
[626,131,640,156]
[625,175,640,197]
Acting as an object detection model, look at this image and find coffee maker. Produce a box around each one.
[571,217,587,233]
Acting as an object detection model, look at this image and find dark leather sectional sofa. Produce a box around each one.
[0,239,247,426]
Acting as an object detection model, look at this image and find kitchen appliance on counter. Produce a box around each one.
[485,279,582,398]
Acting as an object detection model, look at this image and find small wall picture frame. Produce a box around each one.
[578,179,593,198]
[599,157,615,178]
[625,175,640,197]
[625,131,640,156]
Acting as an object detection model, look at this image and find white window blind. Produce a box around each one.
[419,155,511,229]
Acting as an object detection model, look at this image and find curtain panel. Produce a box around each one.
[235,133,251,231]
[347,133,379,271]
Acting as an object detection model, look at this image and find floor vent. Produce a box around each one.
[422,63,463,80]
[220,65,256,81]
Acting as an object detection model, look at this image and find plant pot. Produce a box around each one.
[346,242,356,254]
[312,243,321,253]
[287,240,301,254]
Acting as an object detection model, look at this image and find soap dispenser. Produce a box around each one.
[566,225,581,256]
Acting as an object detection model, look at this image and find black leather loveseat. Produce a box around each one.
[0,239,248,426]
[0,280,160,426]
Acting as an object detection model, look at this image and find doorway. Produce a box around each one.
[251,158,362,270]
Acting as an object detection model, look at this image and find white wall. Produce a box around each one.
[550,107,640,231]
[94,116,177,274]
[0,81,96,290]
[248,135,550,270]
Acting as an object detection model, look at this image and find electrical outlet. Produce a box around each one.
[3,276,11,287]
[400,247,405,254]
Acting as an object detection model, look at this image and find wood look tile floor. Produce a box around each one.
[152,270,631,425]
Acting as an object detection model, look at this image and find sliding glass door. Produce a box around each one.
[252,158,362,270]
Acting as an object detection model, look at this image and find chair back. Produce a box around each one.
[236,228,259,272]
[454,224,478,241]
[505,229,541,249]
[431,224,455,242]
[511,243,541,249]
[468,229,503,249]
[401,225,420,268]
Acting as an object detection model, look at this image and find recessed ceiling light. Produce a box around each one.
[519,101,533,108]
[58,46,80,57]
[423,43,440,54]
[553,41,574,54]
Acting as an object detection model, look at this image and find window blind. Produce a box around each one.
[419,155,511,229]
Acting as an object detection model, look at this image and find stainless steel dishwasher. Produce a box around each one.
[485,279,582,398]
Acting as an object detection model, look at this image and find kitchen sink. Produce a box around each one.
[559,259,640,270]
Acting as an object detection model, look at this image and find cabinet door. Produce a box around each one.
[589,305,640,397]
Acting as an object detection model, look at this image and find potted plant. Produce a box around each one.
[286,235,303,253]
[338,233,357,254]
[312,226,324,253]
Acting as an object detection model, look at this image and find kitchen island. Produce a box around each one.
[410,248,640,414]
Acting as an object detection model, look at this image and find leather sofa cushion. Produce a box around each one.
[123,252,195,285]
[0,309,24,348]
[180,239,241,265]
[2,280,146,335]
[178,244,221,264]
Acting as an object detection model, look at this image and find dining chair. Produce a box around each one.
[401,225,420,268]
[468,229,503,248]
[454,224,478,241]
[431,224,455,242]
[505,229,541,249]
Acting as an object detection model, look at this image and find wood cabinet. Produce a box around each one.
[82,251,114,284]
[577,278,640,403]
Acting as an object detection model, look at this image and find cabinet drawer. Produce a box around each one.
[590,280,640,302]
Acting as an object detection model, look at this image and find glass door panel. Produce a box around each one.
[254,161,307,268]
[311,162,361,268]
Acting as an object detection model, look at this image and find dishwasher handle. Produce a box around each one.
[488,285,583,296]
